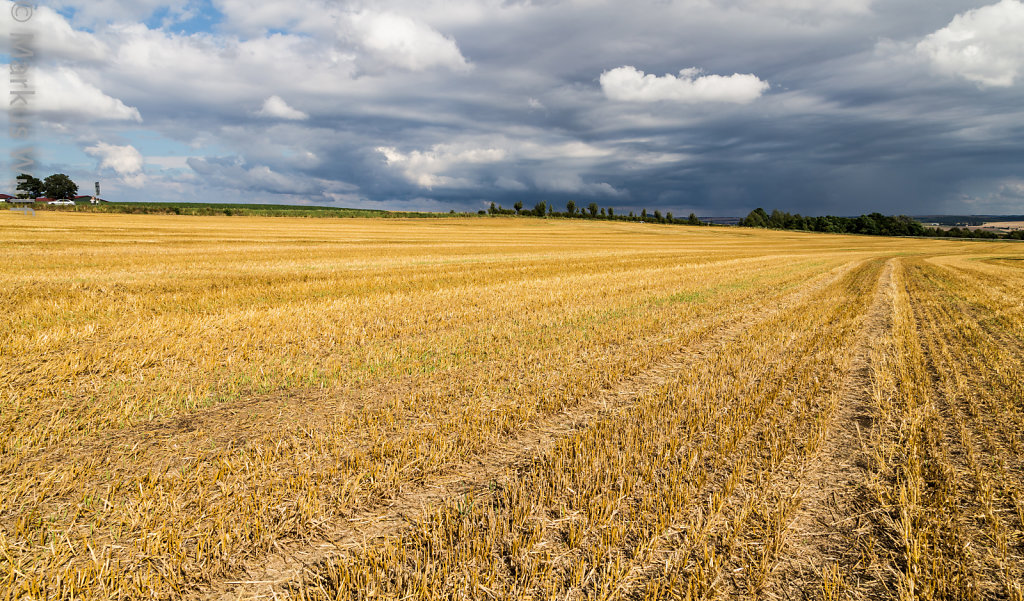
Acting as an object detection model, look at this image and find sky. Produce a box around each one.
[2,0,1024,216]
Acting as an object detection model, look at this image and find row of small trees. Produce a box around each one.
[739,207,1024,240]
[738,208,926,235]
[14,173,79,200]
[484,201,705,225]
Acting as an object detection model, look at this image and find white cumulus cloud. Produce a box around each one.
[917,0,1024,87]
[352,11,470,72]
[0,2,108,61]
[1,67,142,122]
[85,142,147,187]
[256,96,310,120]
[600,66,769,103]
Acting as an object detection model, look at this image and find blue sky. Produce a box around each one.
[3,0,1024,215]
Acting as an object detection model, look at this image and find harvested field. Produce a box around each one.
[2,212,1022,600]
[981,221,1024,230]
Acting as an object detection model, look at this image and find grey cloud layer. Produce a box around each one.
[5,0,1024,215]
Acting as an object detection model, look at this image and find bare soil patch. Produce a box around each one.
[758,259,896,600]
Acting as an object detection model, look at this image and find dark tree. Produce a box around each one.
[533,201,547,216]
[687,212,701,225]
[566,200,576,216]
[853,214,880,235]
[739,207,769,228]
[15,173,43,199]
[739,206,946,238]
[641,209,647,220]
[514,201,523,214]
[43,174,78,200]
[768,209,789,229]
[607,207,614,218]
[588,202,599,217]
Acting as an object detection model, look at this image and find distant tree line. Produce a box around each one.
[482,201,707,225]
[738,207,1024,240]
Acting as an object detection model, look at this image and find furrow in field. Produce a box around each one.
[741,259,896,601]
[875,259,980,600]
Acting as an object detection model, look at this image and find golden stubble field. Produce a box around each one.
[1,212,1023,600]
